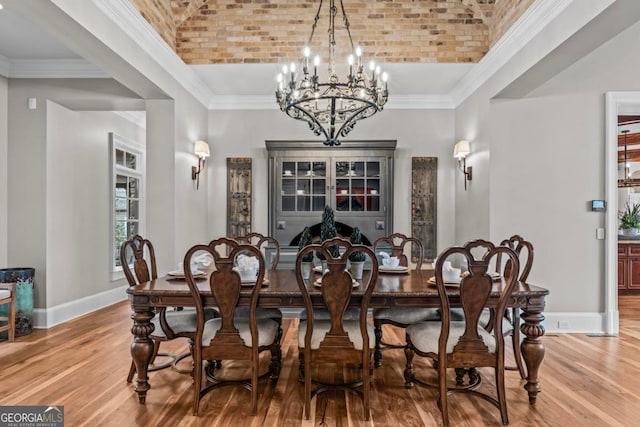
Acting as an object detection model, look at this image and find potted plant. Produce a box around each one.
[348,226,366,280]
[298,226,314,279]
[619,203,640,236]
[316,206,339,270]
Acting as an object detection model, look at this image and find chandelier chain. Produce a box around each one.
[307,0,324,47]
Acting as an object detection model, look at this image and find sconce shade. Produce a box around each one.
[453,140,470,159]
[194,140,210,158]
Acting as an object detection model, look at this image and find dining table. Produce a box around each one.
[126,269,549,405]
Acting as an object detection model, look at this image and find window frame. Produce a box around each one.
[109,132,145,281]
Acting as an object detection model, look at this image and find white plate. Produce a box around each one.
[167,270,206,279]
[379,265,409,274]
[314,278,359,287]
[427,276,461,286]
[313,266,325,273]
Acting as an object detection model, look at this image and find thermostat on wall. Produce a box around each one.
[591,200,606,211]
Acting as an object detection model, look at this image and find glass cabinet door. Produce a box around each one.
[281,160,327,212]
[335,160,381,213]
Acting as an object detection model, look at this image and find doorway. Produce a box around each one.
[605,92,640,335]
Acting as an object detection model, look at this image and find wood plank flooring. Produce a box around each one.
[1,297,640,426]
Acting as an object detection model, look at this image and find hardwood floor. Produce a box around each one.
[1,298,640,426]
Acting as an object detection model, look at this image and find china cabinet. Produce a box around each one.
[266,140,396,251]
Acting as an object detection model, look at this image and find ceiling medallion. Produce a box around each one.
[275,0,388,146]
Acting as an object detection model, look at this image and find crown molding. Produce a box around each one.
[7,59,108,78]
[0,54,9,77]
[112,110,146,128]
[91,0,214,107]
[450,0,573,107]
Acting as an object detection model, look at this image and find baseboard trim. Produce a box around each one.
[543,312,605,334]
[32,301,606,335]
[34,285,129,329]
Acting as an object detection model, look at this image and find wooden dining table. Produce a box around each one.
[126,269,549,405]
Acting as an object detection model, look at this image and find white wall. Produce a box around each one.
[207,108,458,254]
[7,78,145,310]
[45,102,145,307]
[0,76,7,267]
[173,94,209,265]
[455,12,640,331]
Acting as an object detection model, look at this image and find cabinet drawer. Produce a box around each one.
[619,244,628,256]
[629,245,640,256]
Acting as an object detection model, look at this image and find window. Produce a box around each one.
[110,132,145,279]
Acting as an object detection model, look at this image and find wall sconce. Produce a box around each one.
[453,139,472,190]
[192,140,210,190]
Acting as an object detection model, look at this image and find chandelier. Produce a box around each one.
[275,0,389,147]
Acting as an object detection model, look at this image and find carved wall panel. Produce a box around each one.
[227,158,252,238]
[411,157,437,262]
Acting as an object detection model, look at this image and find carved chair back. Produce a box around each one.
[373,233,424,270]
[236,232,280,271]
[183,238,266,357]
[435,239,520,364]
[120,235,158,286]
[295,237,378,356]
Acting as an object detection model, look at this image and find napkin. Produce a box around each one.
[236,254,259,271]
[193,253,213,267]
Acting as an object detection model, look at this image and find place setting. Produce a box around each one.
[233,254,269,286]
[378,253,409,274]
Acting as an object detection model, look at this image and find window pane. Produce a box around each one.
[114,221,127,266]
[336,161,349,177]
[312,179,326,194]
[126,152,137,170]
[352,161,365,176]
[297,196,310,211]
[283,162,295,177]
[298,162,311,176]
[367,161,380,177]
[128,178,139,198]
[128,200,139,220]
[282,196,295,211]
[116,149,125,166]
[312,196,325,211]
[115,198,127,220]
[312,162,326,177]
[351,196,364,211]
[127,221,139,239]
[116,175,127,196]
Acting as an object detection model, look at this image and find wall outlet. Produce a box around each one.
[596,228,605,240]
[558,320,571,329]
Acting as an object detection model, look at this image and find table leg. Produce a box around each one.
[520,296,546,404]
[130,308,155,404]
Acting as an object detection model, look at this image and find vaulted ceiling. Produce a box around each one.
[131,0,534,65]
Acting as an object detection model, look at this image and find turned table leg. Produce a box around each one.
[520,296,546,404]
[130,307,155,404]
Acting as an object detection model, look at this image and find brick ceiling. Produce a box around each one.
[131,0,535,65]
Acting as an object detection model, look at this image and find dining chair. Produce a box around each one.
[494,235,533,379]
[403,239,520,426]
[372,232,435,367]
[121,235,217,383]
[295,237,379,421]
[0,282,16,342]
[183,238,281,416]
[234,233,283,342]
